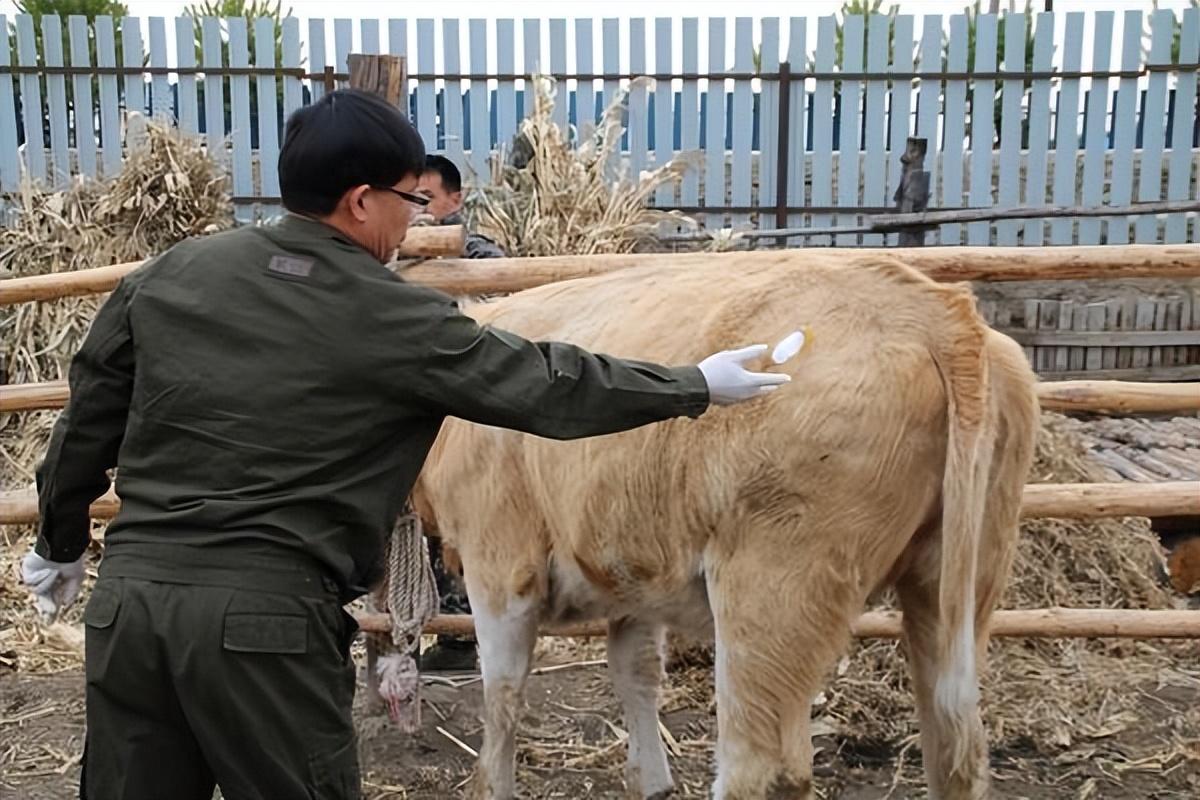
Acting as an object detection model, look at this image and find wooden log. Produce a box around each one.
[355,608,1200,640]
[8,377,1196,417]
[0,380,70,412]
[0,225,467,306]
[1038,366,1200,382]
[1035,380,1200,414]
[1019,481,1200,519]
[1092,450,1162,483]
[389,225,467,258]
[5,245,1200,308]
[1,262,136,306]
[347,54,406,106]
[0,486,120,524]
[3,481,1197,525]
[396,245,1200,295]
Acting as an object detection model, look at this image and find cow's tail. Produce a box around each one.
[931,287,996,770]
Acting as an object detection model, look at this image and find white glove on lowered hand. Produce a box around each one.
[698,342,793,405]
[21,551,86,621]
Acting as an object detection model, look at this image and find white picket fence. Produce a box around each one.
[1,10,1198,244]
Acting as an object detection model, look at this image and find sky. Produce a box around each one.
[0,1,1190,18]
[2,1,1194,19]
[1,1,1195,75]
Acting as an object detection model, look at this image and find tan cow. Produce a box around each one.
[411,253,1039,800]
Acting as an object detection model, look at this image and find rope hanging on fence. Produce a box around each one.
[378,507,440,733]
[386,509,440,650]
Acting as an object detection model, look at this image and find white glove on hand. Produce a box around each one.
[698,342,792,405]
[21,551,86,621]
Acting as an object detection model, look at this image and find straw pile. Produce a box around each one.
[465,75,698,257]
[1,116,232,673]
[1,117,232,483]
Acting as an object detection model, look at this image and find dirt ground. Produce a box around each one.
[3,637,1198,800]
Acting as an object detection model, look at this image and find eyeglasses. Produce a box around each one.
[372,186,431,207]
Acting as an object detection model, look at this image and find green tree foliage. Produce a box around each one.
[1146,0,1198,66]
[182,0,298,133]
[184,0,291,68]
[11,0,130,67]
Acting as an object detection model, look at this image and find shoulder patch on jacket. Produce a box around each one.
[267,255,315,278]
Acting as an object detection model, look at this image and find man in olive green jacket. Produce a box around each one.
[21,89,791,800]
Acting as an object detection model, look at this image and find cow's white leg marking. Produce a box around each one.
[470,585,538,800]
[608,616,674,799]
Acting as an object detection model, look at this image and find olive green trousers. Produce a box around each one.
[81,545,361,800]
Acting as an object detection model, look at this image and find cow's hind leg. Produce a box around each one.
[894,380,1029,800]
[705,539,859,800]
[607,616,674,799]
[467,577,539,800]
[894,528,990,800]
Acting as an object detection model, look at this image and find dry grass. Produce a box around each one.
[1,117,233,486]
[465,75,698,258]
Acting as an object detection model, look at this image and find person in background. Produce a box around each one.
[416,154,507,259]
[412,153,501,671]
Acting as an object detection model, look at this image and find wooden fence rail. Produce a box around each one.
[359,608,1200,639]
[3,245,1199,307]
[5,378,1197,416]
[0,224,464,306]
[1033,381,1200,414]
[2,481,1197,526]
[1019,481,1200,519]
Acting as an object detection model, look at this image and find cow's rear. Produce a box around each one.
[412,254,1038,800]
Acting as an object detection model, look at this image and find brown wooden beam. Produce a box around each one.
[0,225,465,306]
[3,482,1197,526]
[1019,481,1200,520]
[1035,380,1200,414]
[0,380,70,412]
[394,245,1200,296]
[347,54,406,106]
[355,608,1200,640]
[9,379,1197,417]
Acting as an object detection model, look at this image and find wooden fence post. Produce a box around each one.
[347,54,407,106]
[774,61,792,234]
[894,136,930,247]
